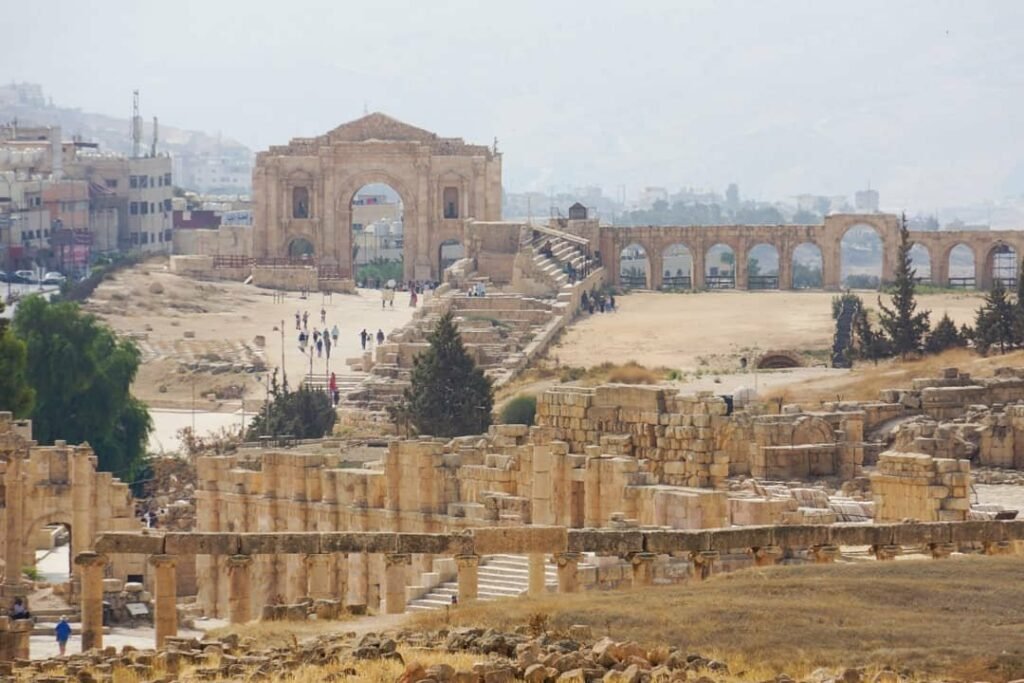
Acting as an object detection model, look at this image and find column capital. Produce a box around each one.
[74,552,108,569]
[553,552,582,567]
[384,553,411,568]
[628,552,657,566]
[226,554,254,569]
[810,544,841,563]
[748,545,783,559]
[871,544,901,561]
[690,550,720,564]
[928,542,955,559]
[454,554,480,567]
[148,554,177,569]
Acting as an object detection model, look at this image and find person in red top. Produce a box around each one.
[329,372,338,406]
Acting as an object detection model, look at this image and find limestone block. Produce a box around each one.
[94,532,164,555]
[164,533,240,556]
[471,526,567,554]
[238,533,320,555]
[397,533,474,556]
[319,532,399,554]
[566,529,643,554]
[890,522,952,546]
[643,530,708,554]
[950,520,1006,544]
[771,524,831,549]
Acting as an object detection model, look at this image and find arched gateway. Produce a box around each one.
[252,113,502,282]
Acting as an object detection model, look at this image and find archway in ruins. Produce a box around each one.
[351,183,404,287]
[986,243,1018,289]
[792,242,823,288]
[705,243,735,289]
[661,243,693,290]
[29,520,72,584]
[287,237,315,261]
[840,224,883,289]
[947,243,976,289]
[908,244,932,284]
[619,243,650,288]
[747,243,780,290]
[439,238,465,274]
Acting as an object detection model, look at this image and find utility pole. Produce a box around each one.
[280,320,286,389]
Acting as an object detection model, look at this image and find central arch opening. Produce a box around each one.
[747,243,780,289]
[287,237,315,261]
[705,243,735,289]
[841,224,883,289]
[619,243,650,288]
[908,244,932,284]
[948,244,975,289]
[661,243,693,290]
[351,183,404,287]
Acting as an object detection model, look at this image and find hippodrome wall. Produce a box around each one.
[601,212,1024,290]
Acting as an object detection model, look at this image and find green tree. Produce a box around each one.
[0,300,34,417]
[974,282,1017,355]
[877,214,930,357]
[395,312,493,438]
[244,370,335,440]
[12,297,150,476]
[853,307,891,364]
[924,313,967,354]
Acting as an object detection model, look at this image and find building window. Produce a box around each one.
[105,178,118,189]
[35,229,41,238]
[292,186,310,218]
[129,175,138,188]
[163,198,172,212]
[443,187,459,218]
[141,203,149,215]
[140,175,148,189]
[165,229,172,241]
[130,202,139,215]
[164,172,172,186]
[150,202,155,214]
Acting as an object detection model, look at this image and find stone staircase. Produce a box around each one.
[406,554,559,612]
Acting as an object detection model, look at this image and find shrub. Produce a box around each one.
[607,362,660,384]
[500,395,537,426]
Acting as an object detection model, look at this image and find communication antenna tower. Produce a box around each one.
[130,90,143,158]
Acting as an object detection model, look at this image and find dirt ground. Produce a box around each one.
[553,290,983,372]
[84,259,415,410]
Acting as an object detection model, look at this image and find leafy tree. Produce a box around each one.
[12,297,150,476]
[0,300,34,417]
[244,370,335,440]
[925,313,967,354]
[395,312,493,438]
[974,282,1017,355]
[877,214,930,357]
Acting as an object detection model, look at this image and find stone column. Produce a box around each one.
[872,545,901,561]
[691,243,706,290]
[306,554,333,601]
[690,551,719,581]
[2,459,23,594]
[810,545,840,564]
[383,553,411,615]
[346,552,367,611]
[455,555,479,604]
[528,553,547,597]
[74,552,106,652]
[749,546,782,567]
[629,553,656,587]
[778,249,794,290]
[150,555,177,648]
[735,245,748,290]
[928,542,955,560]
[226,555,253,625]
[554,552,581,594]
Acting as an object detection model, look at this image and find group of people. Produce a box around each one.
[581,289,615,315]
[360,328,386,350]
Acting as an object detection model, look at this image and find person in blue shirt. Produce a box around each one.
[55,616,72,655]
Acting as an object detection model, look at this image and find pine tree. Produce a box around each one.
[877,213,930,357]
[396,312,493,438]
[924,313,966,354]
[853,307,891,364]
[974,282,1017,355]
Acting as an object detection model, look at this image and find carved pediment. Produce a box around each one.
[327,112,438,143]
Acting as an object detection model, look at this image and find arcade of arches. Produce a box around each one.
[252,112,502,282]
[601,213,1024,290]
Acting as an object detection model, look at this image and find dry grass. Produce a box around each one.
[764,347,1024,405]
[408,556,1024,681]
[204,617,353,648]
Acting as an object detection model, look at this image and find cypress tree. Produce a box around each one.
[397,311,493,438]
[974,282,1017,355]
[877,213,930,357]
[924,313,966,354]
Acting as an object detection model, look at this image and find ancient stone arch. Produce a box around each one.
[253,113,502,281]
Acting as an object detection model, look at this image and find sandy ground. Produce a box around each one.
[84,259,416,412]
[553,289,984,373]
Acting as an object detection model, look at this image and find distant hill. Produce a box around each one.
[0,82,251,161]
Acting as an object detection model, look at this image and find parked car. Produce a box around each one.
[14,270,37,284]
[42,271,67,285]
[4,271,31,284]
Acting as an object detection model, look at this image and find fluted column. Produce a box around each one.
[150,555,177,648]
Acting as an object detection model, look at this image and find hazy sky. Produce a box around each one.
[4,1,1024,210]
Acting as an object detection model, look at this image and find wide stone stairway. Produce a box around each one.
[406,554,559,612]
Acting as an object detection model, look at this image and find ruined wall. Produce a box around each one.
[870,451,970,522]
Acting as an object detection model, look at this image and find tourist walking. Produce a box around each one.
[320,307,326,324]
[316,335,323,358]
[360,329,369,351]
[329,372,338,406]
[295,311,301,330]
[376,329,385,346]
[298,330,308,351]
[331,324,339,344]
[324,334,332,359]
[409,289,418,307]
[302,311,309,329]
[55,616,71,656]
